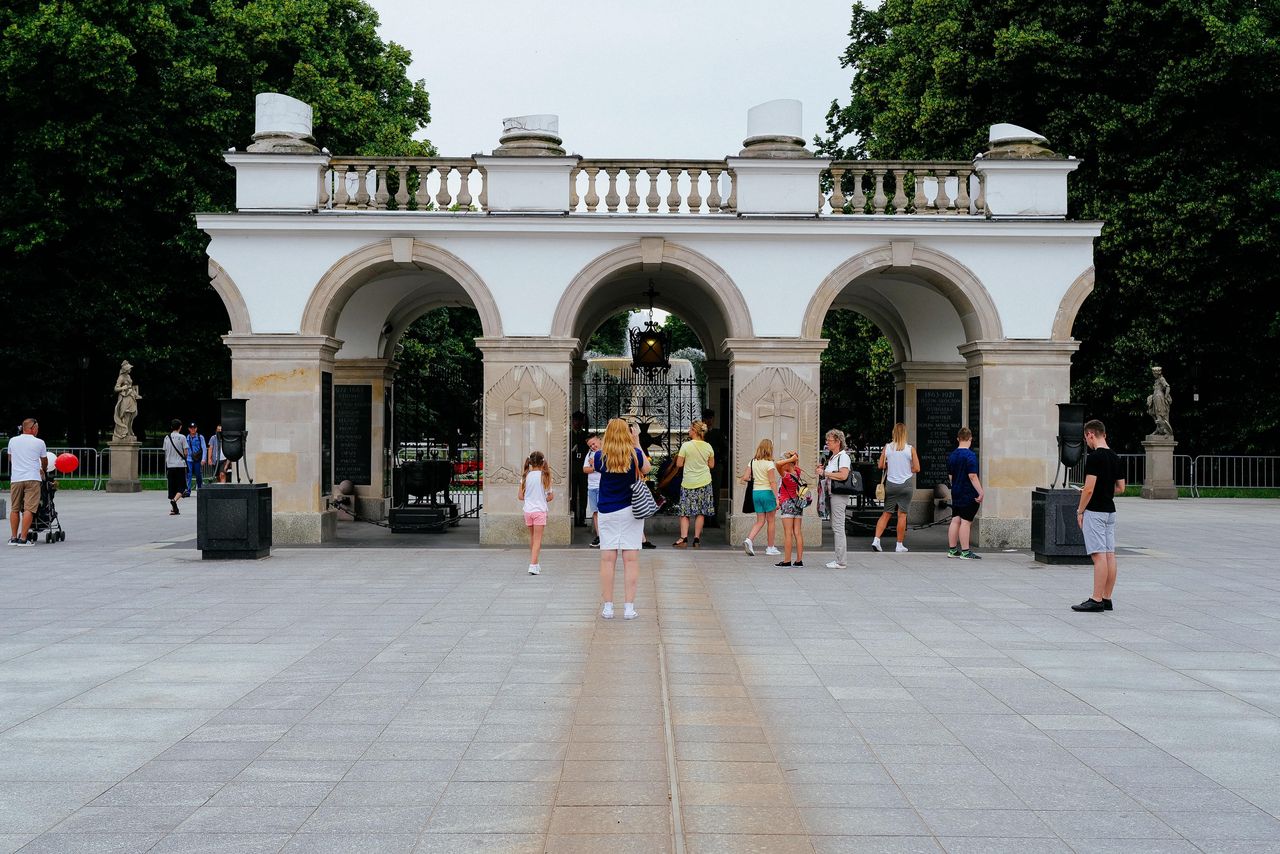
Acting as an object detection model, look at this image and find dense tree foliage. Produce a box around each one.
[821,310,896,446]
[820,0,1280,453]
[0,0,431,444]
[394,308,483,448]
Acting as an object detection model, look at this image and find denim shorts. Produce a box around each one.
[586,487,600,515]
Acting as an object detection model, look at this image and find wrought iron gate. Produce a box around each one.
[577,367,705,460]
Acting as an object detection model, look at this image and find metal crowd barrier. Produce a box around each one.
[0,446,105,489]
[1066,452,1272,496]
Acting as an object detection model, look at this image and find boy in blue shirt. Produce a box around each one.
[946,427,984,559]
[185,422,206,496]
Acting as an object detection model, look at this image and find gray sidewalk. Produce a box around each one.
[2,492,1279,853]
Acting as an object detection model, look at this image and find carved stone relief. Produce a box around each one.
[484,365,568,484]
[733,367,818,472]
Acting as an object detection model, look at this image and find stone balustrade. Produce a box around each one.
[822,161,985,216]
[324,158,488,211]
[571,160,737,214]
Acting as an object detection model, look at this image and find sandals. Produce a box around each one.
[692,538,700,549]
[673,538,689,548]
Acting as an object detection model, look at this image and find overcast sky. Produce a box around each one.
[367,0,859,158]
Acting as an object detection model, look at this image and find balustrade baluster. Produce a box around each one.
[319,168,330,208]
[374,166,390,210]
[569,168,580,210]
[645,168,661,212]
[605,168,621,211]
[955,168,972,215]
[456,165,474,209]
[666,168,682,212]
[933,168,952,214]
[850,169,866,214]
[890,169,908,214]
[973,171,985,215]
[706,168,722,211]
[625,169,641,212]
[414,165,431,210]
[725,170,737,212]
[912,169,930,214]
[354,166,371,208]
[394,163,410,209]
[435,166,453,209]
[686,168,702,213]
[829,168,846,214]
[871,171,887,214]
[584,167,600,212]
[334,165,350,208]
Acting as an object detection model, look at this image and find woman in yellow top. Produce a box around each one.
[738,438,780,556]
[672,421,715,548]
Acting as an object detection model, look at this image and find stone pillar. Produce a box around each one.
[105,439,142,493]
[889,361,969,525]
[476,337,577,546]
[959,340,1079,548]
[1141,435,1178,499]
[224,334,341,544]
[332,358,396,520]
[725,339,827,547]
[703,358,731,518]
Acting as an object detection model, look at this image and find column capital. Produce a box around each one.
[333,357,396,383]
[889,361,968,384]
[958,339,1079,366]
[725,338,828,366]
[475,336,580,362]
[223,333,342,361]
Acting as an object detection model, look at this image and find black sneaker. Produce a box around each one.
[792,560,803,567]
[958,550,982,560]
[1071,598,1107,613]
[642,541,657,550]
[775,561,792,567]
[7,538,20,547]
[1102,598,1113,611]
[947,547,961,558]
[589,536,600,548]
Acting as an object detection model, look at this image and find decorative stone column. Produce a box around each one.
[703,358,731,517]
[223,333,341,544]
[332,358,396,520]
[475,337,577,546]
[959,340,1079,548]
[106,439,142,493]
[1141,435,1178,499]
[889,361,970,525]
[726,338,827,547]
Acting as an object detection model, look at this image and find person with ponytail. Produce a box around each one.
[518,450,553,575]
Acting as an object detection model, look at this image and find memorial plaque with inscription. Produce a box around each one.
[968,376,981,449]
[321,371,333,494]
[916,388,963,489]
[334,384,373,485]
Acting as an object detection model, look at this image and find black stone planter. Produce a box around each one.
[197,483,272,560]
[1031,487,1090,565]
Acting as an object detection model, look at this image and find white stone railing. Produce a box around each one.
[571,160,736,214]
[822,161,984,216]
[323,158,487,211]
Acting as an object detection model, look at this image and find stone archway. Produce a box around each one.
[208,259,252,334]
[301,238,504,339]
[1052,265,1095,341]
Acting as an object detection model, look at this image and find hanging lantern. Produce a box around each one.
[629,281,671,376]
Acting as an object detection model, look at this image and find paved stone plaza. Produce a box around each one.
[2,493,1279,853]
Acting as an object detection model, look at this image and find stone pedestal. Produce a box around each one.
[197,483,272,559]
[1031,487,1090,564]
[105,439,142,493]
[1141,435,1178,499]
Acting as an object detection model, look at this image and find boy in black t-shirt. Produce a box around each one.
[1072,419,1127,612]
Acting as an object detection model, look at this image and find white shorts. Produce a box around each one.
[597,507,644,551]
[1082,510,1117,554]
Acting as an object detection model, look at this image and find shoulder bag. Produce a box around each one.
[631,453,659,519]
[829,452,859,496]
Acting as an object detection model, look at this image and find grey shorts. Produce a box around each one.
[1082,510,1117,554]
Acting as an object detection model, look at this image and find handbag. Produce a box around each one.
[828,452,859,496]
[875,470,887,503]
[741,465,755,514]
[631,455,659,519]
[794,472,814,508]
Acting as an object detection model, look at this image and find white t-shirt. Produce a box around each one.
[587,469,601,490]
[6,433,48,483]
[824,450,851,475]
[885,443,915,484]
[522,470,550,512]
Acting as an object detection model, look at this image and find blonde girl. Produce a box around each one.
[873,422,921,552]
[739,438,780,556]
[775,450,805,566]
[583,418,650,620]
[518,450,553,574]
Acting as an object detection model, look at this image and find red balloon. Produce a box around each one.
[55,453,79,474]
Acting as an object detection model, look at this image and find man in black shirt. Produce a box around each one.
[1072,419,1127,612]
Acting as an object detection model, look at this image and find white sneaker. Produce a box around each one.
[743,538,755,556]
[601,602,614,620]
[528,564,540,575]
[895,543,909,553]
[765,546,781,556]
[825,561,846,569]
[623,604,637,620]
[871,538,883,552]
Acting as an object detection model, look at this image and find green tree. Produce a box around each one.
[584,313,630,355]
[821,0,1280,453]
[394,308,483,448]
[821,310,896,444]
[0,0,431,444]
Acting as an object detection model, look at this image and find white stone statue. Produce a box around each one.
[112,360,142,441]
[1146,366,1172,436]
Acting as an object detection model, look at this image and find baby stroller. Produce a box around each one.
[29,476,66,544]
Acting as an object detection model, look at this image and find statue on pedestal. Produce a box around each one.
[1146,366,1172,437]
[112,360,142,441]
